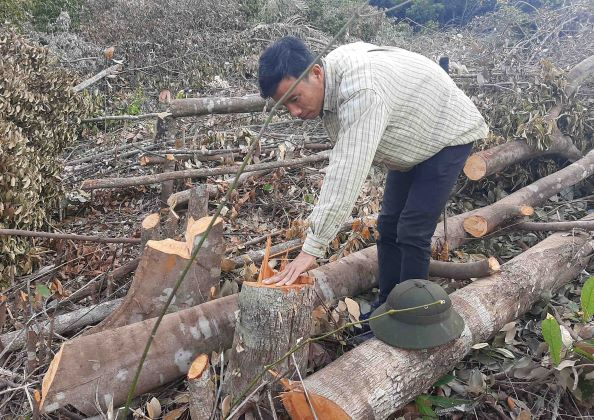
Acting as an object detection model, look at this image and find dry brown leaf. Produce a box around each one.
[103,46,115,60]
[159,89,172,104]
[33,389,41,403]
[221,395,232,418]
[344,297,360,321]
[146,397,162,419]
[221,258,236,272]
[163,407,186,420]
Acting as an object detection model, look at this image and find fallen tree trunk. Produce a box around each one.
[81,152,329,190]
[89,216,224,334]
[168,184,220,209]
[282,219,594,419]
[168,95,273,118]
[40,245,379,414]
[0,299,121,354]
[463,54,593,181]
[463,150,594,238]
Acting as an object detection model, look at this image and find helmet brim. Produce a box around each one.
[369,303,465,349]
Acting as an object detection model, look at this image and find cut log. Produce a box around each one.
[40,245,379,414]
[464,55,594,181]
[81,152,329,190]
[428,257,500,279]
[463,136,582,181]
[89,216,224,334]
[463,205,534,238]
[282,218,594,419]
[188,354,215,420]
[225,279,315,400]
[515,220,594,231]
[0,299,121,354]
[168,185,219,209]
[140,213,161,249]
[463,150,594,238]
[168,95,273,118]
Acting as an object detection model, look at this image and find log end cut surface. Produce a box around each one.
[463,154,487,181]
[282,390,351,420]
[463,215,488,238]
[188,354,209,380]
[40,346,63,412]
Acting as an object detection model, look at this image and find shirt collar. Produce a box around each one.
[322,58,337,115]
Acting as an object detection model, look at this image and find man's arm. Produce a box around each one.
[265,89,390,285]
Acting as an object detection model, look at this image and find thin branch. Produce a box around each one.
[0,229,140,244]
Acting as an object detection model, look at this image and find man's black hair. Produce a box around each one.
[258,36,315,99]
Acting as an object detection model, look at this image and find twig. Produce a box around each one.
[81,113,169,123]
[267,390,279,420]
[0,229,140,244]
[225,381,268,420]
[73,64,122,93]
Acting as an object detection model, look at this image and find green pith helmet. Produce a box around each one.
[369,279,465,349]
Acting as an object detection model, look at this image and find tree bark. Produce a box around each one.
[0,299,121,354]
[463,150,594,238]
[514,220,594,231]
[282,221,594,419]
[225,280,316,400]
[463,55,594,181]
[40,245,379,415]
[428,257,500,279]
[187,354,215,420]
[81,152,329,190]
[187,185,209,222]
[168,185,220,209]
[89,216,224,334]
[168,95,273,118]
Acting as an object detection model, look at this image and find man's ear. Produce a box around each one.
[311,64,324,81]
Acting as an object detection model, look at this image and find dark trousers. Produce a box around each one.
[377,142,473,304]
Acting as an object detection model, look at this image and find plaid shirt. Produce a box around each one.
[302,42,489,257]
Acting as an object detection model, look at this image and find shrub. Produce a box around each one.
[0,29,92,280]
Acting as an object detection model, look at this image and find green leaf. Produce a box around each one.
[542,316,563,365]
[262,183,273,193]
[303,193,315,204]
[424,395,472,408]
[581,276,594,322]
[415,395,437,419]
[36,283,51,298]
[433,373,455,387]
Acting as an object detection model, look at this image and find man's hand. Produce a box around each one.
[263,251,316,286]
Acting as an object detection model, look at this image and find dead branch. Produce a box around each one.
[81,152,329,190]
[0,229,140,244]
[168,95,274,118]
[73,64,122,93]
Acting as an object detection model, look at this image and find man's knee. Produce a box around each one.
[377,214,399,243]
[396,212,437,248]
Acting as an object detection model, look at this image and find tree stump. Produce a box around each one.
[187,354,215,420]
[140,213,161,249]
[89,216,224,333]
[225,278,316,400]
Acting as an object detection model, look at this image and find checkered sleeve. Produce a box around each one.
[302,89,389,257]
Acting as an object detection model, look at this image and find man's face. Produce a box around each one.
[272,64,325,120]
